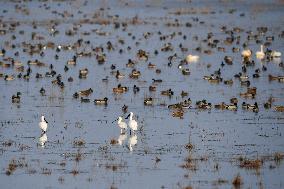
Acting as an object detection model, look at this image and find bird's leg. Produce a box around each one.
[130,129,132,135]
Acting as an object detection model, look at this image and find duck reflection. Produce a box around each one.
[39,133,47,147]
[128,134,137,152]
[118,133,127,145]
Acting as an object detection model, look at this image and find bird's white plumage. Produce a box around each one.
[256,45,265,59]
[117,116,127,133]
[242,49,252,58]
[186,54,199,63]
[271,50,281,58]
[128,112,138,133]
[39,115,48,133]
[128,134,137,151]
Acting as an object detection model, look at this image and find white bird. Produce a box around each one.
[39,133,47,147]
[117,133,127,145]
[186,54,199,63]
[256,45,265,59]
[271,50,281,58]
[39,115,48,133]
[127,112,138,135]
[241,49,252,58]
[117,116,127,133]
[128,134,137,152]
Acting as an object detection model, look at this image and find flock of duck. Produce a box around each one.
[0,1,283,151]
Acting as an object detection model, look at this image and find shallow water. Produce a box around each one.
[0,0,284,189]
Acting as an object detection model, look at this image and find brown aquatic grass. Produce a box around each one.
[232,174,243,187]
[6,159,27,175]
[274,152,284,162]
[239,158,262,169]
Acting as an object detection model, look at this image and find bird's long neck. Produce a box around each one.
[130,114,133,120]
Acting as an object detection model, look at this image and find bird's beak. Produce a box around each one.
[44,118,48,123]
[111,118,118,123]
[125,114,130,119]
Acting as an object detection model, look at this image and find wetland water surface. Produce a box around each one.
[0,0,284,188]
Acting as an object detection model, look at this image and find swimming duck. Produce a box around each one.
[181,98,192,109]
[196,100,212,110]
[225,103,238,111]
[224,56,233,65]
[264,100,272,109]
[230,97,238,104]
[94,97,108,105]
[208,76,222,84]
[182,68,190,75]
[148,62,156,69]
[129,69,141,79]
[73,92,79,99]
[12,92,21,103]
[144,97,153,106]
[67,56,77,65]
[40,87,45,96]
[214,102,226,110]
[161,89,174,97]
[168,103,182,110]
[137,49,148,61]
[122,104,128,113]
[68,77,73,82]
[149,85,157,92]
[247,87,257,95]
[126,59,136,67]
[79,88,93,96]
[96,54,106,64]
[64,65,69,72]
[79,68,88,78]
[240,80,250,87]
[152,78,162,83]
[133,85,140,94]
[113,84,128,94]
[240,92,255,98]
[239,74,249,81]
[242,102,259,112]
[115,70,125,79]
[4,75,15,81]
[274,106,284,112]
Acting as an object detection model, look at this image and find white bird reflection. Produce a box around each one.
[39,133,47,147]
[128,134,137,152]
[118,133,127,145]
